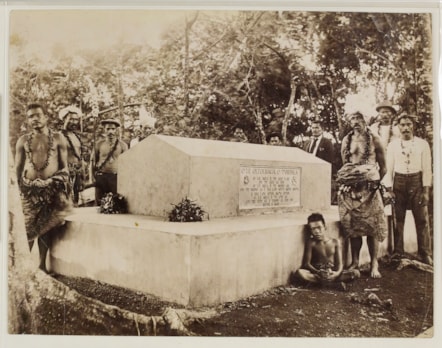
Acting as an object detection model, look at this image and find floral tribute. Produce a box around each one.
[168,197,207,222]
[99,192,128,214]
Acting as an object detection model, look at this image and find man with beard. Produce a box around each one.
[59,106,85,206]
[369,100,401,150]
[93,118,128,205]
[369,101,401,254]
[382,114,433,265]
[15,103,73,272]
[338,112,387,278]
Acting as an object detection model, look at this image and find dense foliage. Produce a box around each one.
[9,10,434,153]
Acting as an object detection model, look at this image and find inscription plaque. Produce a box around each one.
[239,165,301,209]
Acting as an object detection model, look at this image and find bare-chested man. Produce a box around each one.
[60,106,85,206]
[337,111,387,278]
[93,118,128,205]
[15,103,73,273]
[295,213,360,289]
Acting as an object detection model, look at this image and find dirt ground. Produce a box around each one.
[43,255,433,337]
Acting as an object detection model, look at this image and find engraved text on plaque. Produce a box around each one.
[239,166,301,209]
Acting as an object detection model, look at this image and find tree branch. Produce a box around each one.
[192,30,231,61]
[258,40,288,67]
[354,44,394,67]
[98,103,142,116]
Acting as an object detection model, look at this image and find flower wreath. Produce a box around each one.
[99,192,128,214]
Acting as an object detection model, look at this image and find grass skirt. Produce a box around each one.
[20,171,73,241]
[337,163,387,241]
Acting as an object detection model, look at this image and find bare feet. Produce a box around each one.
[38,265,48,274]
[391,252,404,261]
[348,262,359,271]
[352,269,361,279]
[423,255,433,266]
[370,260,382,278]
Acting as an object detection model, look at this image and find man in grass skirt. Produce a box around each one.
[338,112,387,278]
[15,103,73,273]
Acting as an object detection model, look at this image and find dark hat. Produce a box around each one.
[266,132,281,142]
[396,113,417,123]
[376,101,396,114]
[100,118,121,127]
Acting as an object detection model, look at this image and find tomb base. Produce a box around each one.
[50,207,396,307]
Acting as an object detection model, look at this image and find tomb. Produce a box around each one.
[117,135,331,217]
[50,135,390,307]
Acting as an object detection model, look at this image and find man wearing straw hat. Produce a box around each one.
[369,100,401,254]
[59,105,85,206]
[93,118,128,205]
[369,100,401,151]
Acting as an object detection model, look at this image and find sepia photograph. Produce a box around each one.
[2,1,440,346]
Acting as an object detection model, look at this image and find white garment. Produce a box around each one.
[382,136,432,188]
[369,122,400,152]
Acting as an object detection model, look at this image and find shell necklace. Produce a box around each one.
[26,129,54,172]
[377,123,393,144]
[401,138,414,168]
[344,129,372,164]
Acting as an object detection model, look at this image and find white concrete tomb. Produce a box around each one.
[118,135,332,218]
[50,135,395,307]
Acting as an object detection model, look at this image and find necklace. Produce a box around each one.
[377,122,393,144]
[400,138,414,167]
[26,129,54,172]
[344,129,372,164]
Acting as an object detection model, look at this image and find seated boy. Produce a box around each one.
[295,213,360,289]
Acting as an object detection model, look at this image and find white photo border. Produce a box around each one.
[1,1,440,348]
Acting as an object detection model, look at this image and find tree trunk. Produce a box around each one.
[23,271,215,335]
[7,148,215,335]
[183,12,199,119]
[117,55,124,132]
[8,148,34,334]
[326,77,344,139]
[247,95,267,144]
[281,77,297,145]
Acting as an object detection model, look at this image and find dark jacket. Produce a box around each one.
[303,136,335,172]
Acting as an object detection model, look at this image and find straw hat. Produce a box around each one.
[376,101,397,114]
